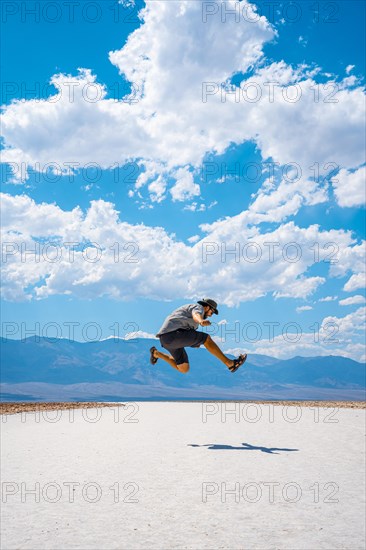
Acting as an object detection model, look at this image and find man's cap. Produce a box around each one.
[197,298,219,315]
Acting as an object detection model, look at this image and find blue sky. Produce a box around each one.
[1,0,365,360]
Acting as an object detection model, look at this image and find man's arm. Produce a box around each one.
[192,310,211,326]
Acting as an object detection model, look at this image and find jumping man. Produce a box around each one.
[150,298,247,374]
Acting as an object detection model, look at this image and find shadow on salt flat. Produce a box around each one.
[188,442,299,454]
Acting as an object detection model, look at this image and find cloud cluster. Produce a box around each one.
[1,193,364,308]
[1,0,365,220]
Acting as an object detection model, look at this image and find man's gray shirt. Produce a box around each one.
[156,303,205,337]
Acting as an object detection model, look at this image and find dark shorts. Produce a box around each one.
[159,329,209,365]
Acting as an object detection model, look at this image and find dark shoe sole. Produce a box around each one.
[150,346,158,365]
[229,353,247,373]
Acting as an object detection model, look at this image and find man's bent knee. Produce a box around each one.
[204,335,212,345]
[178,362,190,374]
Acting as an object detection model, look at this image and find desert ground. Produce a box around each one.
[1,401,365,549]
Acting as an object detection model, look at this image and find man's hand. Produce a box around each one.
[200,320,211,326]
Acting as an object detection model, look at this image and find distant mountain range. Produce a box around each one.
[1,336,365,401]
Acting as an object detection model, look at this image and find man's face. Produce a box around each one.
[203,306,214,319]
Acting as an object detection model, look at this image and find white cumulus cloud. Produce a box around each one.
[331,166,366,207]
[170,168,201,202]
[339,295,366,306]
[343,273,365,292]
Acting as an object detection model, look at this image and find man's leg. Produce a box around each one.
[203,335,234,368]
[153,349,190,374]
